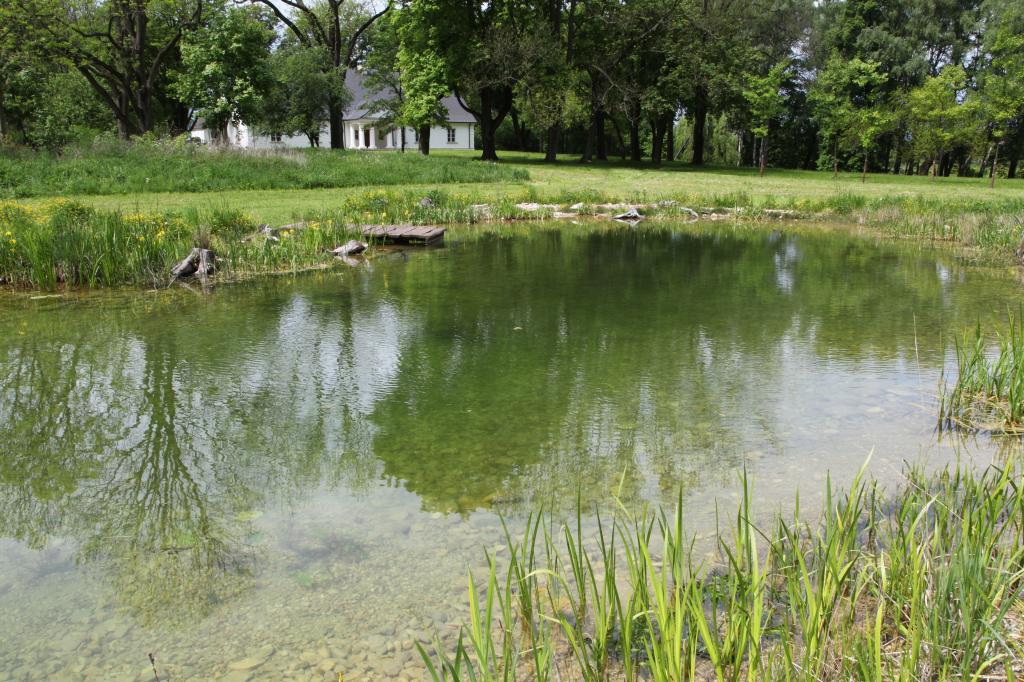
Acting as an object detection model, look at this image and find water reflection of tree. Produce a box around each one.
[0,281,419,624]
[367,230,796,514]
[366,227,1016,514]
[0,225,1017,621]
[77,330,257,626]
[0,309,261,624]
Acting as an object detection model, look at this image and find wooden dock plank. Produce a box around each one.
[362,224,445,245]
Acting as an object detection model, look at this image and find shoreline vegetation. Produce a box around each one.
[1,144,1022,288]
[419,457,1024,681]
[941,314,1024,434]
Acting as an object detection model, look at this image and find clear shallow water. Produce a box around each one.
[0,222,1020,681]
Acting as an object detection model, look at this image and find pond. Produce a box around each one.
[0,221,1020,681]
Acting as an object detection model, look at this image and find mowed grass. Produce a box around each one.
[0,142,526,199]
[41,148,1024,223]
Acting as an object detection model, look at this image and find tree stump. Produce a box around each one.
[171,248,216,282]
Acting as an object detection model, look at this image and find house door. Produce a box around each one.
[363,129,370,147]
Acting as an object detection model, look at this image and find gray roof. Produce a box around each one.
[343,69,476,124]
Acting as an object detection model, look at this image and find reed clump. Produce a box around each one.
[940,314,1024,432]
[0,200,365,287]
[420,458,1024,680]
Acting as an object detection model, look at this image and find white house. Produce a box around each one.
[190,70,476,151]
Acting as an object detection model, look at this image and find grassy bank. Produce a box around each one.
[420,457,1024,680]
[4,145,1024,287]
[13,148,1021,257]
[0,191,588,287]
[0,142,527,198]
[5,184,1024,287]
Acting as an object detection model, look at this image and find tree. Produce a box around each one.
[360,14,408,150]
[403,0,539,161]
[246,0,390,149]
[2,0,205,137]
[387,2,450,155]
[810,57,890,180]
[975,0,1024,186]
[172,5,275,141]
[743,60,788,176]
[905,66,978,178]
[257,44,345,146]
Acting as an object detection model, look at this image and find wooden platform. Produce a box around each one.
[362,225,446,245]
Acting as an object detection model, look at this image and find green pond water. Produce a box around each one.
[0,221,1020,681]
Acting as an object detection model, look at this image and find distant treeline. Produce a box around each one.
[0,0,1021,178]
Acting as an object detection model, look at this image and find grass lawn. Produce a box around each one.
[16,149,1024,225]
[4,148,1024,288]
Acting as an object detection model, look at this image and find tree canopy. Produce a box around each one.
[0,0,1021,177]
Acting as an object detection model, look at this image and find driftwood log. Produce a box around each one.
[170,248,216,281]
[613,208,644,222]
[329,240,368,257]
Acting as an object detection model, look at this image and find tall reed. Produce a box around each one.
[940,313,1024,432]
[420,457,1024,680]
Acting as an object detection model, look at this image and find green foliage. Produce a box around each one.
[743,61,788,140]
[905,66,980,173]
[0,48,113,148]
[256,44,345,146]
[173,5,276,136]
[810,57,893,175]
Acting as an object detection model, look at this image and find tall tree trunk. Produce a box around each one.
[758,133,768,177]
[544,124,559,162]
[741,130,755,167]
[610,118,626,159]
[629,118,641,162]
[472,86,511,162]
[1009,155,1018,179]
[418,124,430,155]
[328,99,344,149]
[479,117,499,161]
[580,105,599,163]
[510,108,526,151]
[891,136,903,175]
[832,138,839,178]
[978,144,992,178]
[400,127,406,153]
[991,143,999,188]
[861,151,868,183]
[691,89,708,165]
[650,117,664,165]
[957,156,973,176]
[666,115,675,162]
[595,109,607,161]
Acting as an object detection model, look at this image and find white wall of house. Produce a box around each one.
[343,120,475,151]
[191,120,476,151]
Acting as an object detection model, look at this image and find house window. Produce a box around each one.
[353,128,359,146]
[270,132,282,143]
[447,127,457,144]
